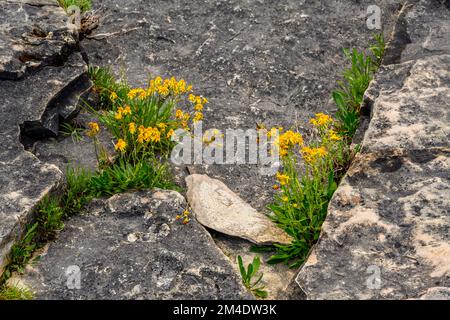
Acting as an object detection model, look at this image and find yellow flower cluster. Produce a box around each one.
[276,172,290,186]
[137,126,161,144]
[301,146,328,164]
[273,129,304,157]
[127,77,193,101]
[310,112,333,127]
[176,209,191,225]
[114,138,127,152]
[87,122,100,137]
[115,105,132,120]
[98,76,208,158]
[327,129,342,141]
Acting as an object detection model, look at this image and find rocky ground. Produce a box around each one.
[1,0,449,300]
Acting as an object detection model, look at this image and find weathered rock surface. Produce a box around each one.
[83,0,402,212]
[19,190,253,300]
[416,287,450,300]
[0,0,89,274]
[0,0,77,80]
[296,1,450,300]
[186,174,292,245]
[34,111,115,173]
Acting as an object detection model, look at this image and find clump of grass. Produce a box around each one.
[88,66,125,110]
[264,34,385,268]
[60,122,84,143]
[333,35,385,137]
[35,196,65,242]
[0,285,33,300]
[61,166,93,217]
[58,0,92,13]
[237,256,268,299]
[89,158,177,197]
[3,224,38,277]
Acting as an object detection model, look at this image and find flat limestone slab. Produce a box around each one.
[18,190,252,300]
[186,174,292,245]
[296,150,450,299]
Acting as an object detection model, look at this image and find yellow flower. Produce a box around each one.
[140,127,161,143]
[202,97,208,104]
[187,85,193,92]
[272,184,280,190]
[301,146,328,164]
[128,122,136,134]
[310,112,333,127]
[114,111,123,120]
[194,104,204,111]
[188,94,196,103]
[175,109,184,119]
[114,139,127,152]
[167,128,175,139]
[110,92,118,101]
[154,76,163,86]
[157,85,169,96]
[157,123,167,131]
[276,172,290,186]
[193,112,203,123]
[282,196,289,202]
[127,88,143,100]
[328,129,342,141]
[273,130,303,157]
[87,122,100,137]
[124,105,132,115]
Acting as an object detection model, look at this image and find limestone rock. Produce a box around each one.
[0,0,77,80]
[0,129,62,274]
[0,0,88,274]
[296,150,450,299]
[186,174,292,245]
[19,190,253,300]
[417,287,450,300]
[296,1,450,300]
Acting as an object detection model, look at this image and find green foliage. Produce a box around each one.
[60,122,84,143]
[36,196,65,241]
[62,166,93,217]
[333,34,385,137]
[237,256,268,299]
[0,285,33,300]
[370,33,386,67]
[89,159,177,197]
[5,224,38,277]
[58,0,92,13]
[268,154,337,268]
[88,66,126,110]
[267,34,385,269]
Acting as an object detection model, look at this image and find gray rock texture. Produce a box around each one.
[0,0,89,274]
[296,1,450,300]
[19,190,253,300]
[83,0,402,212]
[0,0,77,80]
[186,174,292,245]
